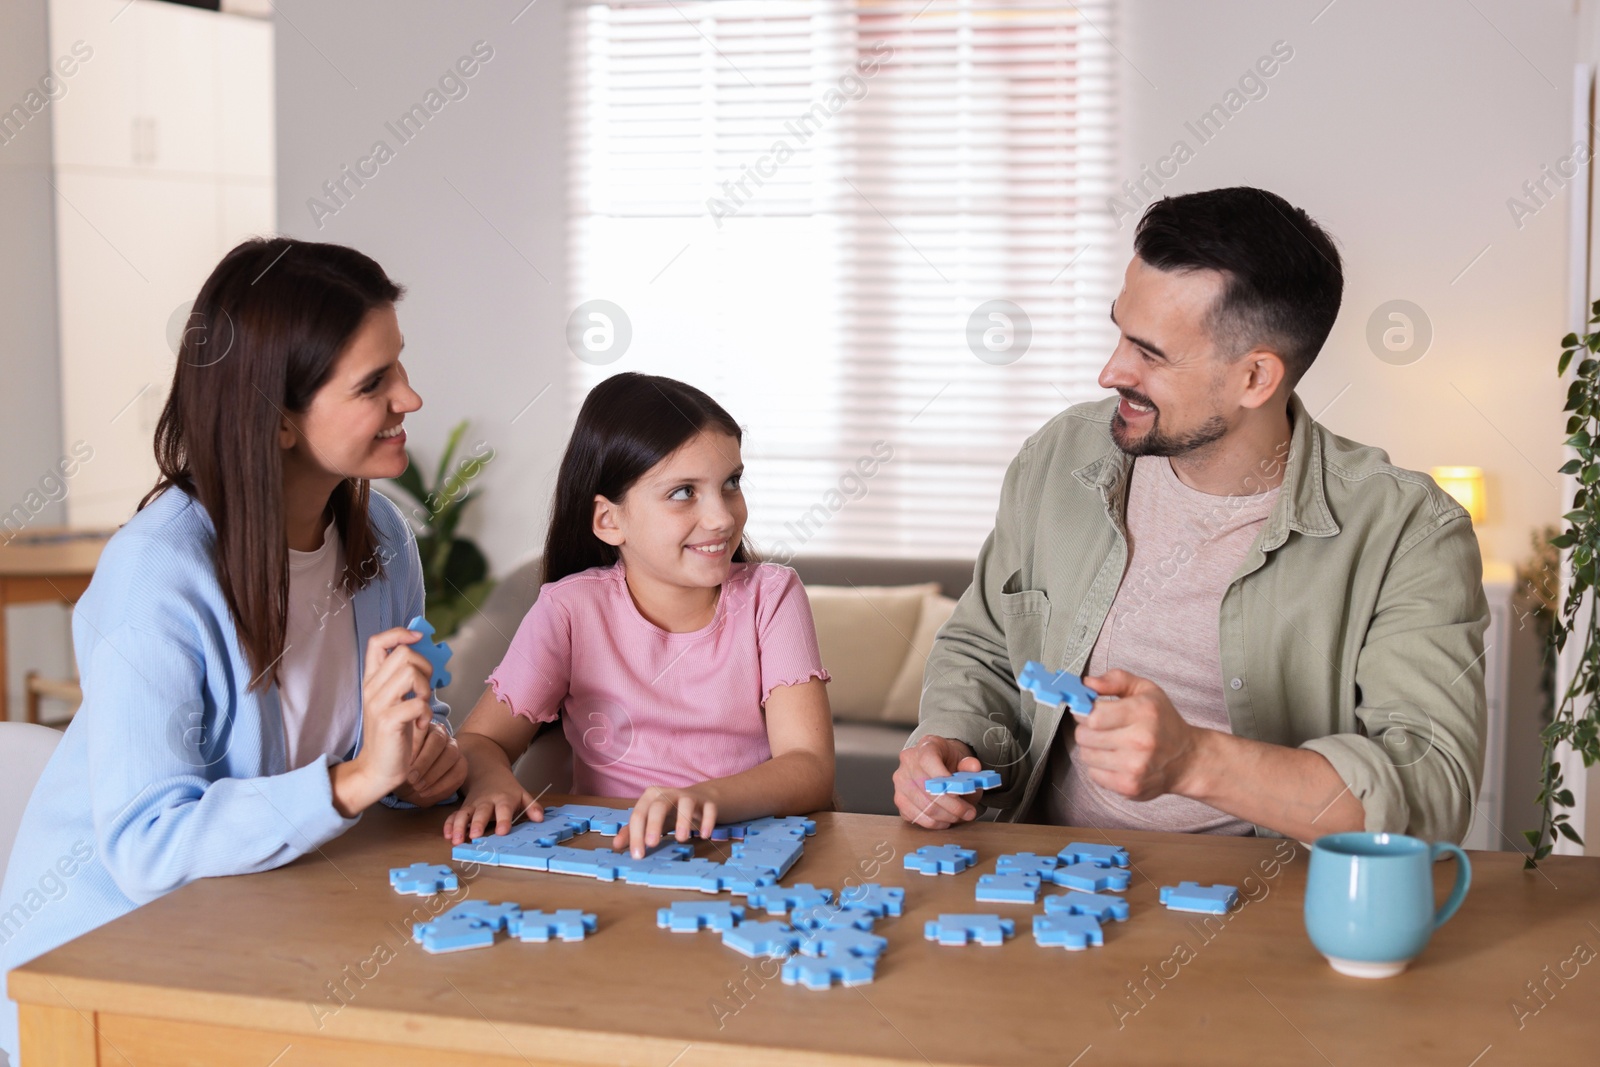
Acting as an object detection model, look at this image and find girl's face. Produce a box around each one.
[281,303,422,483]
[593,429,747,590]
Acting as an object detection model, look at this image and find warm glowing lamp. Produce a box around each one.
[1430,466,1487,525]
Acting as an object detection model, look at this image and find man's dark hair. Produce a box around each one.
[1133,187,1342,387]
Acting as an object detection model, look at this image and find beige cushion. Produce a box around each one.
[807,583,939,722]
[882,593,958,725]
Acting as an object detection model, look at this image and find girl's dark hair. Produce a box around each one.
[140,237,405,691]
[543,372,751,584]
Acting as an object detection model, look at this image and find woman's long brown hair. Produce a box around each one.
[141,238,405,691]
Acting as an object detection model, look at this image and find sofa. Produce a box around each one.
[439,554,974,815]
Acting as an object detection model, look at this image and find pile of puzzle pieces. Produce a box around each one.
[411,900,598,953]
[914,837,1239,953]
[658,883,906,989]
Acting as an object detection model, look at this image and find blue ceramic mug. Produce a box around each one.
[1304,832,1471,978]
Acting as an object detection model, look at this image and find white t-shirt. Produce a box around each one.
[280,519,362,770]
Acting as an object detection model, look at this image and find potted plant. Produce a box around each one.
[1528,309,1600,866]
[383,420,496,640]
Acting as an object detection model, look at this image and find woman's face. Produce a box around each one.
[593,429,748,591]
[281,303,421,483]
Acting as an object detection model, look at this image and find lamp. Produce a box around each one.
[1430,466,1487,525]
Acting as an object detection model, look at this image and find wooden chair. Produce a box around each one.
[23,670,82,728]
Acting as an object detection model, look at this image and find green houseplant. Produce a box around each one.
[1527,308,1600,866]
[384,420,496,640]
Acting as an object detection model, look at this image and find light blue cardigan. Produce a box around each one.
[0,486,449,1061]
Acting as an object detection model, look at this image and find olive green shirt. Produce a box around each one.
[909,394,1489,843]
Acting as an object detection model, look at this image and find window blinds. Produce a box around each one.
[569,0,1117,559]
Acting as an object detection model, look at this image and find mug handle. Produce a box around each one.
[1429,842,1472,929]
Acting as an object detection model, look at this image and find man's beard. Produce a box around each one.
[1110,392,1228,458]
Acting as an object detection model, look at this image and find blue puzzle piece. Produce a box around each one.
[637,858,729,893]
[1057,842,1130,869]
[406,615,453,690]
[781,954,877,990]
[413,911,497,953]
[412,901,521,954]
[975,872,1041,903]
[739,816,817,838]
[548,848,629,880]
[1049,860,1132,893]
[789,902,880,932]
[1032,913,1104,950]
[712,864,780,895]
[513,909,597,942]
[657,900,746,933]
[747,883,833,916]
[515,816,590,847]
[1016,661,1096,716]
[1043,891,1130,923]
[721,920,802,958]
[452,835,566,871]
[389,862,458,896]
[905,844,978,876]
[730,839,803,879]
[1159,882,1239,915]
[834,884,906,917]
[798,924,888,959]
[579,807,634,835]
[994,852,1060,878]
[452,901,523,930]
[924,914,1015,947]
[924,769,1002,795]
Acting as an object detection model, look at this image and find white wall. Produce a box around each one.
[1116,0,1576,571]
[273,0,569,573]
[0,0,73,718]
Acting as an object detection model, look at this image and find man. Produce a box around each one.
[895,187,1487,843]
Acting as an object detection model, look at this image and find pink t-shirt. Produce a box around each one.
[486,561,830,799]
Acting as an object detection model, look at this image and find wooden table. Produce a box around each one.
[11,803,1600,1066]
[0,529,109,723]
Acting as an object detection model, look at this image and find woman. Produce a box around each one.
[0,238,465,1062]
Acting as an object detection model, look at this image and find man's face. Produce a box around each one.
[1099,256,1233,457]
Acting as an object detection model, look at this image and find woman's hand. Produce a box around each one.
[393,720,468,808]
[616,784,721,858]
[330,627,437,817]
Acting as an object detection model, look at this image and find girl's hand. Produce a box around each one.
[332,627,437,816]
[616,784,720,859]
[393,720,468,808]
[443,765,542,845]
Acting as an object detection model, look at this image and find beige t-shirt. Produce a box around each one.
[1046,454,1279,834]
[281,519,362,770]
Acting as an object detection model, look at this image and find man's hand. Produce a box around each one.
[894,736,986,829]
[1073,669,1204,801]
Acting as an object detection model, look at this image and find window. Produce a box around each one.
[569,0,1117,559]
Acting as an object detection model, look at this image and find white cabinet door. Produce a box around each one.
[48,0,140,170]
[134,0,218,175]
[217,14,274,180]
[53,170,219,528]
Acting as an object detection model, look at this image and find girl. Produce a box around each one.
[0,239,463,1063]
[444,373,834,858]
